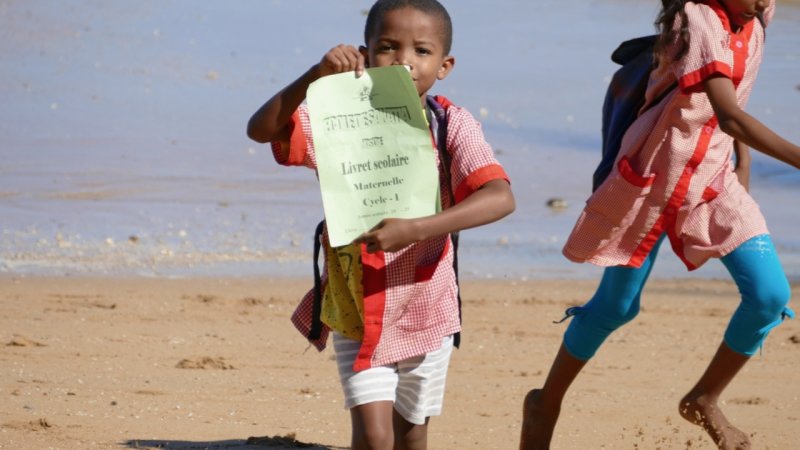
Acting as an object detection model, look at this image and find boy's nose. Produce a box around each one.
[393,49,414,67]
[392,60,412,71]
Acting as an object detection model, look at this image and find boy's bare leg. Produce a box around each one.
[350,401,395,450]
[393,410,429,450]
[679,342,751,450]
[519,343,587,450]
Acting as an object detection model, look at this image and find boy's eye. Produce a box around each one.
[416,47,432,55]
[377,44,394,52]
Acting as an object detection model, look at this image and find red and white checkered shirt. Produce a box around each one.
[564,0,773,270]
[272,96,508,370]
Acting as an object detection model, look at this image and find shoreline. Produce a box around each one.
[2,276,798,449]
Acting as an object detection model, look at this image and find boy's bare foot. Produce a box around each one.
[679,392,751,450]
[519,389,559,450]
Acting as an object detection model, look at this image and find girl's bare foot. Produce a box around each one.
[679,392,751,450]
[519,389,559,450]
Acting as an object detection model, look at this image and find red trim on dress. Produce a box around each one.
[702,186,720,202]
[706,0,733,33]
[666,117,718,268]
[627,118,719,269]
[627,214,667,268]
[353,246,386,371]
[706,0,755,87]
[453,164,509,204]
[679,62,732,94]
[729,26,753,88]
[618,157,655,188]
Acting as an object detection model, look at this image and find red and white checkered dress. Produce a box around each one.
[272,96,508,370]
[564,0,774,270]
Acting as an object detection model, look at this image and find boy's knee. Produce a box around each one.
[352,416,393,450]
[394,428,427,450]
[356,427,393,450]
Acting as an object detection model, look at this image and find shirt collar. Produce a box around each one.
[704,0,754,36]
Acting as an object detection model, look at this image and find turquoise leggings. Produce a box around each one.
[563,234,794,360]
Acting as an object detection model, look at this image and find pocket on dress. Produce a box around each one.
[586,156,655,226]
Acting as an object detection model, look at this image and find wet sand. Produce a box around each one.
[2,276,798,449]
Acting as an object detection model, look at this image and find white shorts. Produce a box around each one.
[332,333,454,425]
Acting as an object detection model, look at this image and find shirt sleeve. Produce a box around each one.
[270,103,318,169]
[444,106,509,203]
[673,3,733,94]
[763,0,775,28]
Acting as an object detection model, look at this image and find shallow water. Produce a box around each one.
[1,0,799,281]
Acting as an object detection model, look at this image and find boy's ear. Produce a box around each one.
[437,55,455,81]
[359,45,370,67]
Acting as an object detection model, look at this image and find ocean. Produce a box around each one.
[1,0,799,281]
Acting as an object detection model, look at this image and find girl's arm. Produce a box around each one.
[246,45,365,149]
[354,179,515,253]
[733,139,751,191]
[704,75,800,169]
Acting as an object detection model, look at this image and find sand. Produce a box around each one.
[1,276,798,449]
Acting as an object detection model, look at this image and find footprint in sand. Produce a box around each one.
[728,396,768,405]
[240,297,265,306]
[5,335,46,347]
[175,357,234,370]
[1,418,52,431]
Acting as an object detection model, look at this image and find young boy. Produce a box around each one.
[247,1,514,449]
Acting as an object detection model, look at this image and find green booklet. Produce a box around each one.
[307,66,439,247]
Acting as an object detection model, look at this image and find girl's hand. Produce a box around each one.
[353,218,423,253]
[315,44,365,78]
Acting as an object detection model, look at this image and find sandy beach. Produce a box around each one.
[2,276,798,449]
[2,1,800,448]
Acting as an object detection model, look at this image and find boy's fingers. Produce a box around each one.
[352,234,379,253]
[342,50,362,76]
[322,45,364,75]
[355,53,366,77]
[352,231,372,245]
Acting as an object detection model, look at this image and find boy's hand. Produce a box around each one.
[354,218,422,253]
[316,44,365,78]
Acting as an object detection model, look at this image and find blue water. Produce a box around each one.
[1,0,799,280]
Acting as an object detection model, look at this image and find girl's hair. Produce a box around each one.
[654,0,690,63]
[364,0,453,55]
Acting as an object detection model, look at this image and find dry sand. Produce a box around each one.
[1,276,798,449]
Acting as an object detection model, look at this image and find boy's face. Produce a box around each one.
[362,7,454,101]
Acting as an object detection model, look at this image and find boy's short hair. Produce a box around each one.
[364,0,453,55]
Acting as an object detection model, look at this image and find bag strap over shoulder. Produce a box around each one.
[309,220,325,341]
[426,95,462,348]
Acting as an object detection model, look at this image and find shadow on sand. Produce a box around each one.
[122,434,347,449]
